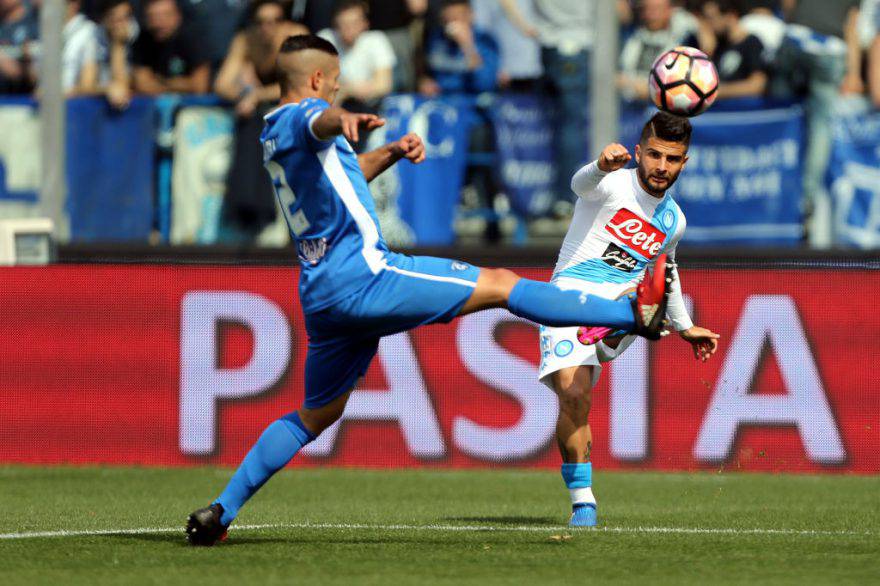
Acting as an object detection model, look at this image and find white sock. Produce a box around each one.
[569,486,596,506]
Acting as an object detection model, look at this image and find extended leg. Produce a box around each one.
[214,390,351,523]
[186,390,352,546]
[460,260,671,339]
[459,268,633,329]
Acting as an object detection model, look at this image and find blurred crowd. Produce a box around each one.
[1,0,877,244]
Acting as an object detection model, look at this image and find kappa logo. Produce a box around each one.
[297,238,329,265]
[605,208,667,257]
[601,242,638,272]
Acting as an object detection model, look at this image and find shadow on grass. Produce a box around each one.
[443,516,560,527]
[103,532,456,547]
[91,532,290,547]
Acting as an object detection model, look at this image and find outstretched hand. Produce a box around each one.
[390,133,426,164]
[679,326,720,362]
[340,112,386,143]
[598,143,632,172]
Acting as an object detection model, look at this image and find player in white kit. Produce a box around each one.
[540,113,720,527]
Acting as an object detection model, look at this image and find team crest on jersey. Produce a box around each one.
[297,237,329,265]
[601,242,638,272]
[554,340,574,357]
[605,208,667,258]
[661,209,675,230]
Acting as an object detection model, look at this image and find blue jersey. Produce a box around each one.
[260,98,390,313]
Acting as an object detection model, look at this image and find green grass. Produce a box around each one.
[0,466,877,585]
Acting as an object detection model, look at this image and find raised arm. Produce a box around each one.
[358,133,426,182]
[571,143,631,200]
[311,107,386,142]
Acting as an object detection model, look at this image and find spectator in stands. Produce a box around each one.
[63,0,100,95]
[214,0,306,242]
[95,0,136,109]
[869,4,880,106]
[0,0,38,94]
[215,0,306,117]
[366,0,427,92]
[857,0,879,101]
[860,0,880,52]
[291,0,334,33]
[683,0,718,56]
[420,0,498,96]
[772,0,861,245]
[740,0,786,62]
[421,0,500,241]
[178,0,248,73]
[696,0,768,98]
[131,0,210,94]
[618,0,698,100]
[499,0,592,210]
[319,0,397,112]
[475,0,541,91]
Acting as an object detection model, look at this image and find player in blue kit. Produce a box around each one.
[186,35,674,545]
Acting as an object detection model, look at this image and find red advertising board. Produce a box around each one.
[0,265,877,473]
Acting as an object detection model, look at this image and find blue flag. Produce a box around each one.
[375,95,472,246]
[829,102,880,248]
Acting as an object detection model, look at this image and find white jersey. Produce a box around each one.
[553,161,692,331]
[537,161,693,390]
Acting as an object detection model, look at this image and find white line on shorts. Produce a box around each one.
[0,522,871,541]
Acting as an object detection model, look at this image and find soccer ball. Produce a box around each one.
[649,46,719,117]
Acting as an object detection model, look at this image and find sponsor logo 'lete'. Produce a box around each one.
[605,208,666,257]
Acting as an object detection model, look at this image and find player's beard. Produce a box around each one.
[637,164,680,197]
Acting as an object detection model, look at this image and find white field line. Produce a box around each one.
[0,522,872,541]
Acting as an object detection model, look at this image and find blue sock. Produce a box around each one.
[215,411,316,526]
[562,462,595,506]
[508,279,635,329]
[561,462,592,489]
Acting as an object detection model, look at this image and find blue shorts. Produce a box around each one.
[302,253,480,409]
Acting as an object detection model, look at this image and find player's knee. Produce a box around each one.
[557,385,592,415]
[480,268,520,296]
[299,402,345,435]
[553,370,593,414]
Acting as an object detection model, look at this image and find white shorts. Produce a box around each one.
[538,277,637,391]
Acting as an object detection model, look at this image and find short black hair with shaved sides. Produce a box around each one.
[276,34,340,94]
[278,34,339,57]
[640,112,692,148]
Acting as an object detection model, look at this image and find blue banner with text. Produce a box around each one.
[829,103,880,249]
[670,107,805,245]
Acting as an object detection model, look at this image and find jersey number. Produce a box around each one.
[266,160,311,236]
[266,160,296,208]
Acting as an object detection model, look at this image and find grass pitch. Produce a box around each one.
[0,466,877,585]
